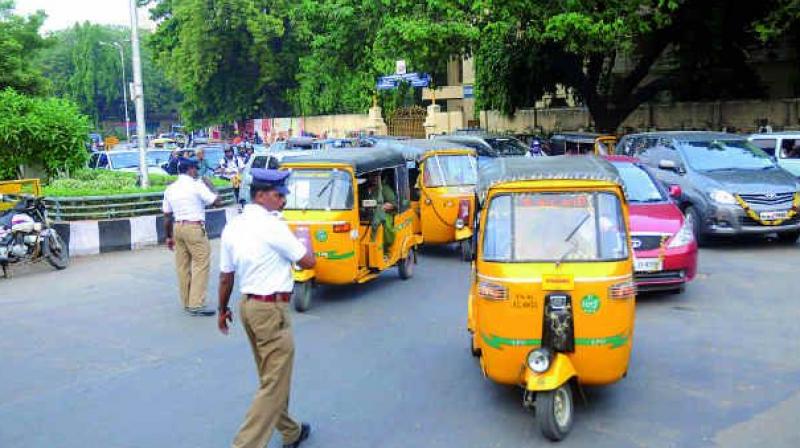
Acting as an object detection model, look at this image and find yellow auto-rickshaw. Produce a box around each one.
[390,139,478,260]
[280,148,423,311]
[549,133,616,155]
[467,156,635,441]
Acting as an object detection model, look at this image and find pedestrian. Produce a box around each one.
[217,168,316,448]
[195,148,216,179]
[162,158,221,316]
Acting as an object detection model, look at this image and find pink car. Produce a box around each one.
[607,156,698,293]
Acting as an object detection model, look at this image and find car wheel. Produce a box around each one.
[684,206,708,246]
[777,231,800,244]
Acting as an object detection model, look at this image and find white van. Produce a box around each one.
[748,132,800,177]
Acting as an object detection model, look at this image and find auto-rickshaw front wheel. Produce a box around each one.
[535,383,574,441]
[398,248,415,280]
[459,239,473,262]
[292,281,313,312]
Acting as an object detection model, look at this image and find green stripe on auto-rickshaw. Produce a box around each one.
[481,332,629,350]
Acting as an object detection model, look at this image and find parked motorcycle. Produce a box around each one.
[0,196,69,278]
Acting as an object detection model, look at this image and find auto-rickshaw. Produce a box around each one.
[467,156,635,441]
[280,148,423,311]
[549,133,616,155]
[387,139,478,260]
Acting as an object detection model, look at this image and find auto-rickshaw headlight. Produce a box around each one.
[455,218,465,229]
[527,348,551,373]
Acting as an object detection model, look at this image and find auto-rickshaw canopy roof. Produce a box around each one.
[280,147,406,176]
[381,139,476,162]
[549,132,602,144]
[478,156,623,200]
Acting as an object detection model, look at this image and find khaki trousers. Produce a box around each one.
[232,298,301,448]
[174,223,210,309]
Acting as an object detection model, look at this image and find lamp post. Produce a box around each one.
[99,41,131,142]
[129,0,149,188]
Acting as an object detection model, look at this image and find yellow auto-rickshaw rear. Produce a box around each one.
[387,139,478,260]
[467,156,635,441]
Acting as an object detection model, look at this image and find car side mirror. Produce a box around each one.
[658,159,684,174]
[668,184,682,199]
[362,199,378,208]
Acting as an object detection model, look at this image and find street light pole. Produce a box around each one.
[128,0,149,188]
[101,41,131,142]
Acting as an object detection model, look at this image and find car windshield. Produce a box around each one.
[485,138,528,156]
[423,154,477,187]
[483,192,629,262]
[679,140,775,171]
[108,152,142,169]
[613,162,665,203]
[284,169,354,211]
[146,150,172,166]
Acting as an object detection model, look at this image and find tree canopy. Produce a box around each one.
[0,1,49,95]
[147,0,800,131]
[36,23,181,128]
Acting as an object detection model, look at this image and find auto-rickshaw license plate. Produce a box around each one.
[542,274,574,291]
[634,258,662,272]
[759,210,789,221]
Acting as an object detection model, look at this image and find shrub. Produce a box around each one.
[0,88,91,180]
[43,169,228,197]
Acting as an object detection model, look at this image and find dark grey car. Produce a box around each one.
[618,131,800,244]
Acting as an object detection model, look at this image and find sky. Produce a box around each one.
[15,0,155,32]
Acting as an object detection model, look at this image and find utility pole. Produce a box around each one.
[100,41,130,142]
[129,0,149,187]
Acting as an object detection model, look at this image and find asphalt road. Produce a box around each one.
[1,239,799,448]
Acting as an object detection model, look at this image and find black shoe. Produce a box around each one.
[283,423,311,448]
[186,307,215,316]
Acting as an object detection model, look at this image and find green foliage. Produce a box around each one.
[0,88,91,180]
[148,0,298,127]
[0,1,49,95]
[43,169,227,197]
[35,23,181,126]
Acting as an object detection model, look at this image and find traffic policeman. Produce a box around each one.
[162,158,221,316]
[217,168,316,448]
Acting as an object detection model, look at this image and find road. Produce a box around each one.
[1,240,799,448]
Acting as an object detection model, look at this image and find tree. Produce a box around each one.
[473,0,800,132]
[36,24,181,128]
[0,1,48,95]
[0,88,91,180]
[289,0,476,116]
[148,0,299,127]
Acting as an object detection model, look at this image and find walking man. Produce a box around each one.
[163,158,221,316]
[217,168,316,448]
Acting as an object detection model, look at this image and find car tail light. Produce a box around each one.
[609,281,636,299]
[333,223,351,233]
[478,281,508,301]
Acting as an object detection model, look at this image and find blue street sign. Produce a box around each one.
[376,73,431,90]
[463,84,474,98]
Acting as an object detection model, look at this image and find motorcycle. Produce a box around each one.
[0,196,69,278]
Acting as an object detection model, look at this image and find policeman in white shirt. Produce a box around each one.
[162,158,221,316]
[217,168,315,448]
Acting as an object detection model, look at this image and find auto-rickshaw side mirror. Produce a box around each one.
[362,199,378,208]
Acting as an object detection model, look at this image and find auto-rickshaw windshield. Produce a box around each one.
[424,154,477,187]
[284,169,354,210]
[483,192,629,262]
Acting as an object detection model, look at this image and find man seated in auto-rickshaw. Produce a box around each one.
[361,171,397,254]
